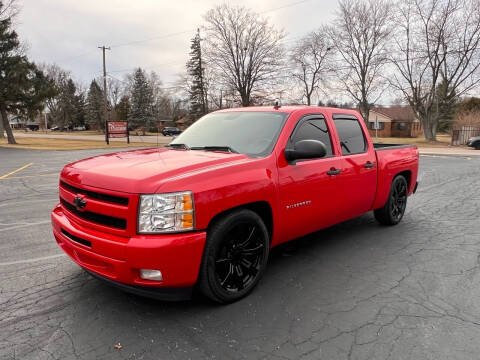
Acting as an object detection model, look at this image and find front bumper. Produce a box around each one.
[51,204,206,300]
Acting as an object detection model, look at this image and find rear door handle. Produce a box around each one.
[364,161,375,168]
[327,168,341,176]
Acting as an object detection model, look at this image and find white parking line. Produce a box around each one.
[0,253,66,266]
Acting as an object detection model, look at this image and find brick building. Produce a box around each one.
[368,106,423,138]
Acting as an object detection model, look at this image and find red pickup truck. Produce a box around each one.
[51,106,419,303]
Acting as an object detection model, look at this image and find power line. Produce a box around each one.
[58,0,314,65]
[110,29,195,49]
[57,49,97,63]
[108,60,182,74]
[260,0,311,14]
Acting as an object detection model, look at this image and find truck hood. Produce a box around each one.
[61,147,251,193]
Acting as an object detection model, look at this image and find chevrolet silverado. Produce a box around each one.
[51,106,419,303]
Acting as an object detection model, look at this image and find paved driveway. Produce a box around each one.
[1,148,479,359]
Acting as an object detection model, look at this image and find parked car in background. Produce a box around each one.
[26,125,39,131]
[73,125,86,131]
[51,105,419,303]
[50,126,60,131]
[161,126,182,136]
[467,136,480,150]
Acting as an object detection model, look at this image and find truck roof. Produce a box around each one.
[214,105,362,117]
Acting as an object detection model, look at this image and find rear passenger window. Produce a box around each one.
[334,118,366,155]
[291,118,333,157]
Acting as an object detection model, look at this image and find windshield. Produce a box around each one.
[169,111,289,156]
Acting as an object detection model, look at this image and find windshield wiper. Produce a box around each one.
[166,143,190,150]
[191,146,239,153]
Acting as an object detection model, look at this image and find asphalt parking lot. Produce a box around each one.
[1,147,480,360]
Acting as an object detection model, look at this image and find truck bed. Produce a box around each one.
[371,143,419,210]
[373,143,417,150]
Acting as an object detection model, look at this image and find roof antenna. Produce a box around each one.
[273,98,281,109]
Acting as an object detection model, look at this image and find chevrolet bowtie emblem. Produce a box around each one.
[73,195,87,210]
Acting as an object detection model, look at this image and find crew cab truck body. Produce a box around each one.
[51,106,419,303]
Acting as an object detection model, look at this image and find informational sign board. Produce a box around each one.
[106,121,129,144]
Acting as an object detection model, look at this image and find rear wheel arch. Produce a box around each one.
[374,174,408,226]
[395,170,411,189]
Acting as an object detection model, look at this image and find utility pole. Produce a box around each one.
[98,45,111,144]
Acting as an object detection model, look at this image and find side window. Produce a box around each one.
[334,118,367,155]
[291,118,333,157]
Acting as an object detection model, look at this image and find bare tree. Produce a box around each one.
[107,77,122,109]
[390,0,480,141]
[290,29,333,105]
[39,63,70,124]
[0,0,20,21]
[328,0,392,122]
[203,4,286,107]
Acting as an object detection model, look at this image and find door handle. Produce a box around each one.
[327,168,341,176]
[364,161,375,168]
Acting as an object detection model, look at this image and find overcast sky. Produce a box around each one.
[17,0,338,89]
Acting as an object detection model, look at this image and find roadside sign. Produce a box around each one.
[109,133,128,138]
[106,121,129,144]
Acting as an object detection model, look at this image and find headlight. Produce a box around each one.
[138,191,194,233]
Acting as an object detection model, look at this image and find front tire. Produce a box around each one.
[374,175,408,226]
[198,209,270,304]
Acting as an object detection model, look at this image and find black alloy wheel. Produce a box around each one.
[198,209,270,303]
[215,223,264,292]
[390,177,408,222]
[374,175,408,226]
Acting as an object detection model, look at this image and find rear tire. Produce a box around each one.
[374,175,408,226]
[475,142,480,150]
[198,209,270,304]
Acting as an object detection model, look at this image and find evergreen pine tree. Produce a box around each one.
[115,95,130,121]
[0,1,53,143]
[74,91,86,127]
[57,79,77,128]
[186,29,207,118]
[128,68,154,133]
[434,79,457,132]
[85,80,104,131]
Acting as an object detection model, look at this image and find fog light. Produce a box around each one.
[139,269,163,281]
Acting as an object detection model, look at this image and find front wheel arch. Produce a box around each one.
[206,201,274,242]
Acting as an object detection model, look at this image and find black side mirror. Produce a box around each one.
[284,139,327,162]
